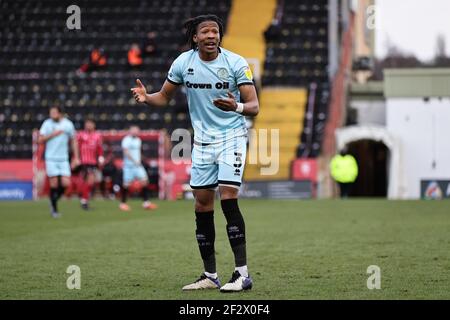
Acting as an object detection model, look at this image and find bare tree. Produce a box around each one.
[434,34,450,67]
[435,34,446,58]
[369,35,450,80]
[370,41,423,80]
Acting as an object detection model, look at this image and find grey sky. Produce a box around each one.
[375,0,450,60]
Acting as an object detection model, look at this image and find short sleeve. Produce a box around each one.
[39,120,50,136]
[67,121,75,137]
[121,136,130,149]
[234,57,254,87]
[167,55,184,85]
[97,134,103,146]
[97,135,104,156]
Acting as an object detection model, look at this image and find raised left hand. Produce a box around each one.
[213,91,238,112]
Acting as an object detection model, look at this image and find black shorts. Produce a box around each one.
[77,164,99,176]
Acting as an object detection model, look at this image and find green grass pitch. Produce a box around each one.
[0,198,449,299]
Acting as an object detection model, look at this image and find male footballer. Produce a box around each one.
[119,125,158,211]
[76,118,104,210]
[38,106,80,218]
[131,14,259,292]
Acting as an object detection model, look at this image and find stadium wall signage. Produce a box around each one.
[239,180,312,199]
[0,181,33,200]
[421,180,450,200]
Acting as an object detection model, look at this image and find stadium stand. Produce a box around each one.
[1,0,332,186]
[243,0,331,180]
[0,0,232,159]
[262,0,331,159]
[244,88,307,180]
[222,0,277,75]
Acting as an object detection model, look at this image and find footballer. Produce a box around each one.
[76,118,104,210]
[119,125,158,211]
[131,14,259,292]
[38,106,80,218]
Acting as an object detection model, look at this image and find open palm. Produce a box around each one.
[131,79,147,103]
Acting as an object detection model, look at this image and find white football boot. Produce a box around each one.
[220,271,253,292]
[182,273,221,291]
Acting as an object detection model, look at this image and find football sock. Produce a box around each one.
[142,185,149,202]
[57,186,66,200]
[56,176,65,199]
[121,187,128,203]
[204,271,218,279]
[82,182,91,202]
[235,265,249,278]
[195,211,216,274]
[221,199,247,268]
[50,187,59,213]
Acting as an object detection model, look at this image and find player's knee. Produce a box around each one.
[61,177,71,187]
[219,186,239,200]
[194,196,214,212]
[195,200,213,212]
[87,173,96,185]
[193,189,215,211]
[47,176,56,186]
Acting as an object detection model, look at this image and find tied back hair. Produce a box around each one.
[184,14,224,50]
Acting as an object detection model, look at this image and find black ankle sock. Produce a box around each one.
[142,186,149,202]
[221,199,247,267]
[195,211,216,273]
[121,187,128,203]
[50,188,59,212]
[57,186,66,200]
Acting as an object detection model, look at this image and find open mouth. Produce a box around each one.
[204,42,217,49]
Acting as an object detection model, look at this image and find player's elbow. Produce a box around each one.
[250,103,259,117]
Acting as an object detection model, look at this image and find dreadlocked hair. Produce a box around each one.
[184,14,224,50]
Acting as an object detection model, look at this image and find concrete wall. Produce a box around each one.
[386,97,450,198]
[351,100,386,125]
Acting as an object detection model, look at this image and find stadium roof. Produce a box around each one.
[384,68,450,98]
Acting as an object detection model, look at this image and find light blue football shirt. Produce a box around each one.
[121,135,142,167]
[167,47,254,144]
[39,118,75,161]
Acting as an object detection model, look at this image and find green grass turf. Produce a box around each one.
[0,198,449,300]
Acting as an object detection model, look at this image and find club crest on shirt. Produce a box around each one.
[217,68,229,80]
[244,67,253,80]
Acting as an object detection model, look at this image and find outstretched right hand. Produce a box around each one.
[131,79,147,103]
